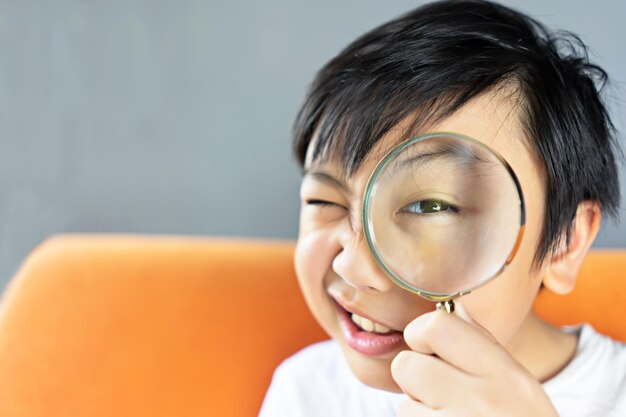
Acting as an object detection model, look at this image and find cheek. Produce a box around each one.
[295,208,343,286]
[461,200,545,345]
[295,224,338,283]
[463,267,539,346]
[294,227,340,332]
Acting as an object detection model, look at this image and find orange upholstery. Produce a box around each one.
[0,235,624,417]
[534,251,626,341]
[0,235,327,417]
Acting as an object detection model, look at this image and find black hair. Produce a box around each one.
[292,0,621,268]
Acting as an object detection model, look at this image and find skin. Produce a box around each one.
[295,87,602,415]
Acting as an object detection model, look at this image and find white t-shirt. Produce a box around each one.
[259,324,626,417]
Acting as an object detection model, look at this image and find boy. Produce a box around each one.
[260,1,625,416]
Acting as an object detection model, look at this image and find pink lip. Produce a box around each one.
[334,301,405,357]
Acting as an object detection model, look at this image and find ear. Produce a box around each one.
[542,201,602,295]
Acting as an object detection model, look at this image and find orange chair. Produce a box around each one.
[0,234,624,417]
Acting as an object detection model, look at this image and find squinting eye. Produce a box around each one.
[305,199,342,208]
[400,199,457,214]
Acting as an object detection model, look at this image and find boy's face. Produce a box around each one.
[295,89,550,392]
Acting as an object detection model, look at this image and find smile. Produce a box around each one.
[350,312,394,334]
[333,300,405,357]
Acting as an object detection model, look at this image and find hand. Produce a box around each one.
[390,305,560,417]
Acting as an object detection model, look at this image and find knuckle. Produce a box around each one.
[512,369,540,402]
[467,377,503,414]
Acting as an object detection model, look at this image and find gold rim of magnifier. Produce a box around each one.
[361,131,526,303]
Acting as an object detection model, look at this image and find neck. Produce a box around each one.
[505,312,579,383]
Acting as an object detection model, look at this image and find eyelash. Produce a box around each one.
[305,199,459,216]
[400,199,460,215]
[305,199,341,207]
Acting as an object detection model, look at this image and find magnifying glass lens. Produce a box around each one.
[363,133,525,299]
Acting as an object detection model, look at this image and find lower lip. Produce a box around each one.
[335,303,405,357]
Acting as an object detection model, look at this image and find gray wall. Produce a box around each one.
[2,0,625,291]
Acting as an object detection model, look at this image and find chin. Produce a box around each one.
[341,346,404,393]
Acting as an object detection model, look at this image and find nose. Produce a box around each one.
[332,222,396,293]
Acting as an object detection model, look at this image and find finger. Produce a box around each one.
[396,398,439,417]
[403,305,497,355]
[391,350,471,409]
[453,302,499,344]
[403,305,515,376]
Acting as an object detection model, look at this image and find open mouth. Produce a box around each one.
[349,311,396,334]
[333,300,405,357]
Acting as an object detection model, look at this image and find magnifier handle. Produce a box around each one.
[436,300,455,314]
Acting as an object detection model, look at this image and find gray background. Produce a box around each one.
[1,0,625,292]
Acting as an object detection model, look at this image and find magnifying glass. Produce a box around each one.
[362,132,525,313]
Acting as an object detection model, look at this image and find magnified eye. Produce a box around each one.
[399,199,457,214]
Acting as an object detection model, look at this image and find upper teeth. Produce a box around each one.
[351,313,393,334]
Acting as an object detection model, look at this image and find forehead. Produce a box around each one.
[304,89,537,185]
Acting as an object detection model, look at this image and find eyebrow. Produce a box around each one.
[302,169,350,193]
[301,141,493,191]
[398,141,492,169]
